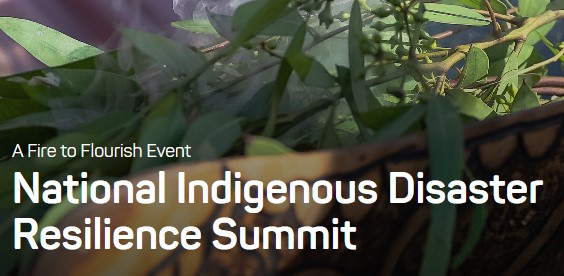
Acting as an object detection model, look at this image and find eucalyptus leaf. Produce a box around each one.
[180,111,242,162]
[0,99,46,123]
[245,136,294,156]
[130,94,187,173]
[22,69,138,110]
[420,96,464,276]
[121,28,205,74]
[451,204,488,268]
[0,17,102,67]
[233,2,303,36]
[511,83,540,113]
[446,89,496,120]
[207,11,236,40]
[422,3,490,26]
[287,52,336,88]
[0,127,57,158]
[459,46,489,88]
[319,108,342,149]
[35,132,100,169]
[518,0,549,17]
[349,0,373,112]
[171,20,219,35]
[443,0,507,14]
[238,82,275,120]
[0,109,103,131]
[229,0,292,51]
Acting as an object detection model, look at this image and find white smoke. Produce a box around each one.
[173,0,252,20]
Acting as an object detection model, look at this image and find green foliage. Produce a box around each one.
[0,0,562,275]
[0,17,102,66]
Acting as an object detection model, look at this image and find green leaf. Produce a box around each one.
[207,11,236,40]
[0,109,103,131]
[130,94,187,173]
[0,127,56,158]
[232,2,303,36]
[229,0,292,51]
[0,17,102,67]
[180,112,242,162]
[526,21,555,46]
[444,0,507,14]
[35,132,99,169]
[421,96,464,276]
[0,99,46,123]
[451,204,488,268]
[319,108,342,149]
[79,111,136,135]
[171,20,219,35]
[287,53,336,88]
[446,89,496,120]
[337,65,369,139]
[245,136,294,156]
[263,24,307,136]
[121,28,204,74]
[22,69,138,109]
[349,0,373,112]
[539,35,564,63]
[494,48,521,106]
[511,82,540,113]
[422,3,490,26]
[238,82,275,120]
[518,0,549,17]
[360,105,425,141]
[459,46,489,88]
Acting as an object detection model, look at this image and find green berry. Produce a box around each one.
[373,5,393,17]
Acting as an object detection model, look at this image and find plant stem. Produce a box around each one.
[482,0,502,36]
[419,9,564,74]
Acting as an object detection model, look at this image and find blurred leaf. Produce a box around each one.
[121,28,205,74]
[0,17,102,67]
[35,132,99,169]
[538,35,564,63]
[263,24,306,136]
[319,108,342,149]
[445,0,507,14]
[373,105,425,141]
[287,52,336,88]
[349,0,373,112]
[238,82,275,120]
[459,46,489,88]
[0,109,103,131]
[360,105,411,130]
[180,111,242,162]
[245,136,294,156]
[229,0,291,50]
[171,20,219,35]
[360,105,425,140]
[421,96,463,276]
[130,94,187,173]
[0,99,46,123]
[0,127,57,158]
[22,69,138,109]
[446,89,496,120]
[451,204,488,268]
[518,0,549,17]
[207,11,236,40]
[233,2,303,36]
[494,48,520,104]
[511,82,540,112]
[80,111,136,135]
[422,3,490,26]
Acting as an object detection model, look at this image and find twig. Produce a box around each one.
[482,0,502,36]
[419,10,564,74]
